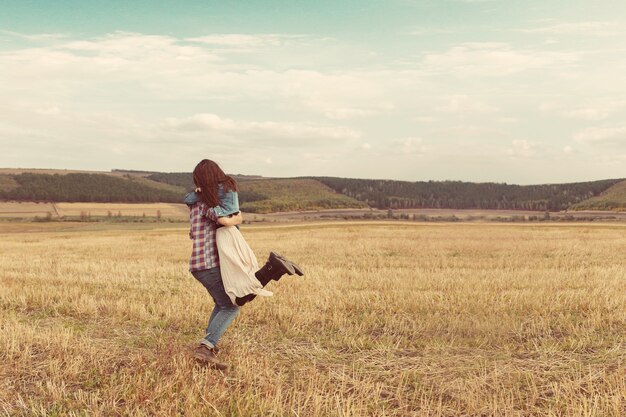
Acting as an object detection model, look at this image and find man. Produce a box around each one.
[187,196,241,370]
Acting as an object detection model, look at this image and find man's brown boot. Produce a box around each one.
[193,344,227,370]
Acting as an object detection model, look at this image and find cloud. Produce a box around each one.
[59,31,222,65]
[507,140,545,158]
[0,32,401,121]
[0,32,222,89]
[599,153,626,164]
[432,125,504,137]
[541,100,626,121]
[1,28,624,181]
[422,42,578,77]
[392,137,425,155]
[0,120,50,138]
[163,113,360,145]
[520,21,621,36]
[34,106,62,115]
[562,108,611,121]
[414,116,437,123]
[278,70,397,120]
[408,27,455,36]
[186,34,302,48]
[0,30,68,42]
[435,95,498,114]
[573,126,626,146]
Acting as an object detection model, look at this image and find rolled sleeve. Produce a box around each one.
[199,203,218,222]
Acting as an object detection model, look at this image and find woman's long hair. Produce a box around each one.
[192,159,238,207]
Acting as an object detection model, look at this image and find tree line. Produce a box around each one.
[0,172,278,206]
[145,172,270,204]
[146,172,193,189]
[3,172,622,212]
[0,173,183,203]
[312,177,624,211]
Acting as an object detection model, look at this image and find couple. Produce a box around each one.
[184,159,304,370]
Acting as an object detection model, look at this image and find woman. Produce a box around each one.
[186,159,303,368]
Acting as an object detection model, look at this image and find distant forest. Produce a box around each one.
[0,173,182,203]
[146,173,623,211]
[146,172,262,189]
[1,171,624,212]
[313,177,624,211]
[146,172,192,189]
[145,172,272,205]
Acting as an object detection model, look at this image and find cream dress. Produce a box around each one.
[216,226,273,305]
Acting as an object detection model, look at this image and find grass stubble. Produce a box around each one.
[0,222,624,416]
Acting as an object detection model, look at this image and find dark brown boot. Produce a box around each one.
[272,252,304,276]
[193,344,227,370]
[234,252,295,306]
[267,251,296,278]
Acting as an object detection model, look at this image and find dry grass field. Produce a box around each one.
[54,203,188,219]
[0,221,625,416]
[0,202,189,220]
[0,202,56,218]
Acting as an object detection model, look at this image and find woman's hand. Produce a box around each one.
[217,212,243,227]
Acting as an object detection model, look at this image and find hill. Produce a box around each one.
[569,179,626,211]
[145,172,263,188]
[144,172,367,212]
[313,177,624,212]
[0,171,366,213]
[2,169,625,213]
[235,178,368,213]
[0,173,184,203]
[144,172,366,212]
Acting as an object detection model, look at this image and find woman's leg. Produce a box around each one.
[191,267,240,349]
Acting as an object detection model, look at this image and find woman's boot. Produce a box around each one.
[235,252,303,306]
[272,252,304,276]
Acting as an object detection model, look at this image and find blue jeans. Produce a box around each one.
[191,267,240,349]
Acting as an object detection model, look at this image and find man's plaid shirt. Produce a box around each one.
[188,202,219,272]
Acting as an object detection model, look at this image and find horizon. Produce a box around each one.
[1,1,626,184]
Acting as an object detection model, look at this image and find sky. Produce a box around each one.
[1,0,625,184]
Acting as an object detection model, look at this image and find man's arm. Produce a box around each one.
[198,203,218,222]
[217,212,243,227]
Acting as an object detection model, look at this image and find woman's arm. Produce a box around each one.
[217,212,243,227]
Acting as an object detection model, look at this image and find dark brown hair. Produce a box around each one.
[192,159,238,207]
